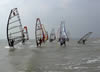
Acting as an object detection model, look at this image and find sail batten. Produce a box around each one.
[8,25,21,30]
[8,31,22,35]
[10,14,19,19]
[9,19,20,24]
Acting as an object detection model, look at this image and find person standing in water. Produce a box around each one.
[22,30,25,44]
[83,39,86,44]
[37,38,42,47]
[9,39,14,48]
[60,37,66,46]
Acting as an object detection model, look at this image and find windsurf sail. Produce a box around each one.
[78,32,93,44]
[58,21,69,46]
[7,8,24,47]
[59,21,69,41]
[41,24,48,41]
[23,26,29,40]
[35,18,44,46]
[49,28,56,42]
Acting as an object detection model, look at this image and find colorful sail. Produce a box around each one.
[35,18,48,46]
[7,8,24,47]
[41,24,48,41]
[35,18,44,46]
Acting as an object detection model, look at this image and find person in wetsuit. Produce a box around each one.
[22,32,25,44]
[83,39,86,44]
[9,39,14,47]
[60,37,66,46]
[39,38,42,46]
[37,38,42,47]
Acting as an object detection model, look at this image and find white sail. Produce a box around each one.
[7,8,24,46]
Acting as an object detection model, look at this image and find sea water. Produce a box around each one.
[0,39,100,72]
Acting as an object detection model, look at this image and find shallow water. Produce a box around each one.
[0,39,100,72]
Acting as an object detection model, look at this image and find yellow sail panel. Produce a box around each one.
[41,24,48,41]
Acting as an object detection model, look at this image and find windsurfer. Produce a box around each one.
[83,39,86,44]
[37,38,42,46]
[9,39,14,47]
[39,38,42,46]
[60,37,66,46]
[22,32,25,44]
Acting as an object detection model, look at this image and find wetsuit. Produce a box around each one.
[83,39,86,44]
[60,38,66,46]
[22,33,25,44]
[9,39,14,47]
[37,38,42,47]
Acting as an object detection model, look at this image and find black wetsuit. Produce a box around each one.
[9,39,14,47]
[83,39,86,44]
[37,38,42,47]
[22,38,25,44]
[60,38,66,46]
[39,38,42,46]
[22,33,25,44]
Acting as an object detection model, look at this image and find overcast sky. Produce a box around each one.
[0,0,100,39]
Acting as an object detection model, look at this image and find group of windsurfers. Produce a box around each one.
[36,36,68,47]
[7,8,92,48]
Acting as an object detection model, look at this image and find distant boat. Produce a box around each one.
[49,28,56,42]
[23,26,29,40]
[58,21,69,46]
[78,32,93,44]
[35,18,48,47]
[7,8,25,47]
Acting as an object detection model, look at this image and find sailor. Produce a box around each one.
[37,38,42,47]
[37,38,39,47]
[83,39,86,44]
[60,35,66,46]
[9,39,14,47]
[22,30,25,44]
[63,37,66,46]
[60,37,66,46]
